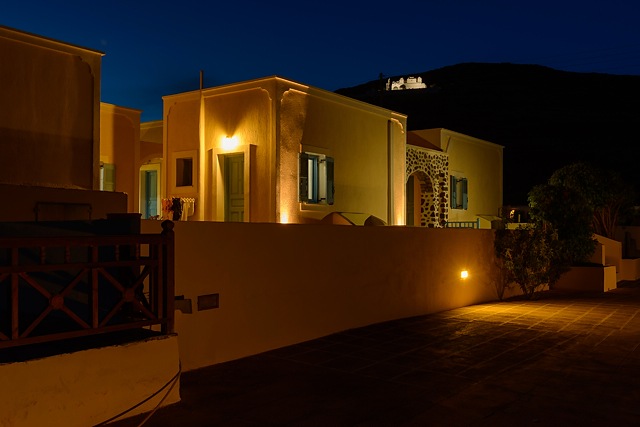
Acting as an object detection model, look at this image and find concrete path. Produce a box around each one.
[111,285,640,426]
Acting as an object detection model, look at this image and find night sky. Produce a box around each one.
[4,1,640,122]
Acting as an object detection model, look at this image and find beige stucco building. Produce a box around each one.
[0,26,179,426]
[158,76,408,225]
[0,26,101,191]
[145,80,503,228]
[99,103,142,213]
[0,25,127,221]
[0,25,502,230]
[99,111,164,218]
[406,128,503,228]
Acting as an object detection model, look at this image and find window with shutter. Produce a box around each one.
[450,175,468,210]
[461,178,468,210]
[100,163,116,192]
[325,156,334,205]
[450,175,457,209]
[299,152,334,205]
[298,153,309,202]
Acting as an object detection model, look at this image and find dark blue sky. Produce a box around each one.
[4,1,640,121]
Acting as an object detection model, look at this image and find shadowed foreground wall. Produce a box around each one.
[0,26,102,190]
[0,184,127,221]
[142,220,503,371]
[0,335,180,427]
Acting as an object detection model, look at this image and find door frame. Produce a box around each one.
[213,145,254,222]
[139,161,162,219]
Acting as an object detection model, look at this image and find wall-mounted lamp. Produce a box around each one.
[222,135,239,150]
[460,270,469,280]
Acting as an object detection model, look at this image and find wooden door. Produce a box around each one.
[225,154,244,222]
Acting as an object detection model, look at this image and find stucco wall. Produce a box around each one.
[140,140,163,165]
[555,265,617,292]
[0,334,180,427]
[164,95,201,206]
[142,220,502,371]
[595,234,622,273]
[0,183,127,221]
[100,103,141,212]
[162,77,407,225]
[445,130,503,222]
[278,82,406,224]
[412,128,503,224]
[203,84,274,222]
[140,120,163,164]
[0,27,101,190]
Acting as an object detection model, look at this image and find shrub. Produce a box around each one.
[494,222,558,299]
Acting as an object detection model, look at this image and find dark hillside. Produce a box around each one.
[336,63,640,206]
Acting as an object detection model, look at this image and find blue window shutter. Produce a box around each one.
[462,178,468,210]
[299,153,309,202]
[309,156,319,203]
[326,156,334,205]
[450,175,457,208]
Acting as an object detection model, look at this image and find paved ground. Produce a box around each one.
[110,285,640,426]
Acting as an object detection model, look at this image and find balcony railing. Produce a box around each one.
[445,219,481,229]
[0,220,174,349]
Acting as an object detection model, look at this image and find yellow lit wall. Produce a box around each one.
[202,82,274,222]
[162,77,407,224]
[100,103,141,213]
[141,220,507,371]
[163,94,201,217]
[140,120,163,164]
[278,83,406,224]
[0,26,102,190]
[413,128,503,223]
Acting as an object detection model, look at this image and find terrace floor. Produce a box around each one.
[109,283,640,426]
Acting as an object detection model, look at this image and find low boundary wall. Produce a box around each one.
[555,265,617,292]
[620,258,640,282]
[142,221,504,371]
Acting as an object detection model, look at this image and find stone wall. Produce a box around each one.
[406,145,449,227]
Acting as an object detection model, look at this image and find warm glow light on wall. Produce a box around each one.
[280,212,289,224]
[460,270,469,279]
[222,135,239,150]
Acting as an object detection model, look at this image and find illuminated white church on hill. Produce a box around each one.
[386,76,427,90]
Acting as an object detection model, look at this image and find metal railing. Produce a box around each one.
[444,219,481,229]
[0,220,174,349]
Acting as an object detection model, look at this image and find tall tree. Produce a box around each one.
[548,162,634,239]
[528,183,597,261]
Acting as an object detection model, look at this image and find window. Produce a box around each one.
[100,162,115,191]
[450,175,468,210]
[176,157,193,187]
[299,152,334,205]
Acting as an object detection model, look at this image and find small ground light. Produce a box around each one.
[460,270,469,279]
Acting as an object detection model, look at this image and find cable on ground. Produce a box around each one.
[93,362,182,427]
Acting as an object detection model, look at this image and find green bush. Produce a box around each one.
[494,223,558,299]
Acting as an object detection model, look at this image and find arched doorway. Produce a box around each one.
[406,171,434,227]
[405,145,449,227]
